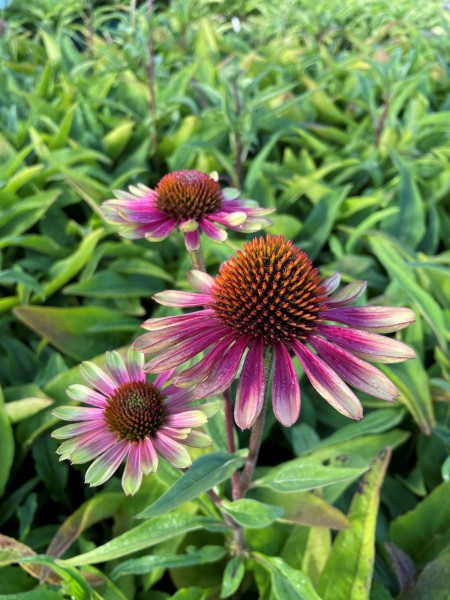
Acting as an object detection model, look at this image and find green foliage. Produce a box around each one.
[0,0,449,597]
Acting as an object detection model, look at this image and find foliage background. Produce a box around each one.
[0,0,449,598]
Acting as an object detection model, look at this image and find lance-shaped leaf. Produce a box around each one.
[317,448,391,600]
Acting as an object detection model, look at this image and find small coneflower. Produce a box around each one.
[52,349,210,495]
[134,235,416,430]
[101,169,273,251]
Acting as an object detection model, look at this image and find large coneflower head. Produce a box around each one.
[101,170,274,251]
[134,235,416,430]
[52,349,210,496]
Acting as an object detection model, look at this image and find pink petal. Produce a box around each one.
[66,385,107,408]
[140,309,215,331]
[53,407,105,422]
[140,438,158,474]
[152,290,212,308]
[326,280,367,308]
[153,433,192,468]
[291,340,363,420]
[184,229,200,251]
[122,443,143,496]
[166,410,207,428]
[154,367,176,388]
[317,325,416,363]
[322,273,341,295]
[234,338,265,430]
[84,441,129,487]
[80,362,116,396]
[199,218,227,242]
[52,420,106,440]
[323,306,415,333]
[134,318,218,353]
[144,326,229,372]
[127,348,145,381]
[194,336,250,398]
[272,343,301,427]
[187,270,215,294]
[210,210,247,226]
[70,431,118,464]
[309,335,399,402]
[144,218,177,242]
[173,333,236,387]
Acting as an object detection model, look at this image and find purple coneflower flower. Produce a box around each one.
[52,349,210,495]
[134,235,416,430]
[101,170,273,251]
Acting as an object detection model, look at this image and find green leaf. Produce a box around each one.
[136,452,247,519]
[317,449,391,600]
[253,461,367,493]
[389,481,450,567]
[220,556,245,598]
[103,121,135,159]
[254,554,322,599]
[63,271,163,298]
[61,514,227,566]
[220,499,284,528]
[369,234,447,350]
[13,305,138,361]
[110,545,226,580]
[408,551,450,600]
[0,190,60,237]
[0,388,14,498]
[5,397,53,424]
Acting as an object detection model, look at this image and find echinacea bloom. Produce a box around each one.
[52,349,210,495]
[101,169,274,251]
[134,235,416,430]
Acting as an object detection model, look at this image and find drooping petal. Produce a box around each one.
[152,290,212,308]
[316,325,416,363]
[194,336,250,398]
[173,333,236,387]
[326,280,367,308]
[140,438,158,474]
[187,270,215,294]
[80,362,116,396]
[179,219,199,232]
[272,343,301,427]
[66,385,107,408]
[122,444,143,496]
[144,327,229,372]
[84,441,129,487]
[70,431,118,464]
[322,273,341,295]
[234,338,265,430]
[309,335,399,402]
[154,367,177,389]
[140,309,215,331]
[144,218,177,242]
[133,319,217,354]
[198,218,228,242]
[53,407,105,422]
[184,229,200,251]
[291,340,363,420]
[323,306,415,333]
[153,433,192,468]
[106,351,129,386]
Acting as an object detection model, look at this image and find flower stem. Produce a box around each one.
[237,345,273,498]
[224,388,240,501]
[187,245,206,271]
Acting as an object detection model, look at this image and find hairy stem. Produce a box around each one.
[187,245,206,271]
[223,388,240,501]
[237,346,273,498]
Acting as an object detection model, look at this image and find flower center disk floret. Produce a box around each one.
[103,381,166,442]
[210,235,327,344]
[155,170,223,220]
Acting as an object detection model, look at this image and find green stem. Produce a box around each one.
[237,346,273,498]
